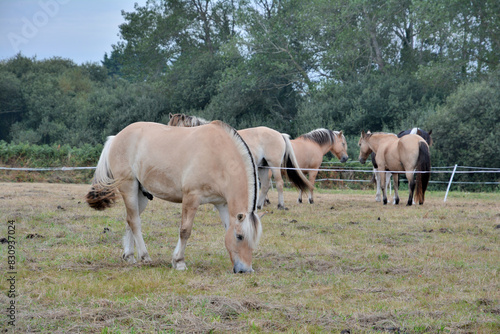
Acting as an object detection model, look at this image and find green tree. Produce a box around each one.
[429,71,500,176]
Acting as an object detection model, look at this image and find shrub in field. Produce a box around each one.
[0,141,101,183]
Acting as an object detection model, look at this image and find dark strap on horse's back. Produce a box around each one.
[397,129,410,138]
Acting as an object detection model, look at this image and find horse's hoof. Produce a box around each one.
[277,204,286,210]
[173,260,187,271]
[297,198,302,204]
[308,199,314,204]
[383,199,388,205]
[141,254,152,263]
[122,253,136,264]
[257,205,262,210]
[375,197,381,202]
[395,199,400,205]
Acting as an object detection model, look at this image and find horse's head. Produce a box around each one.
[358,131,373,164]
[168,113,185,126]
[225,212,262,273]
[330,131,349,163]
[418,129,433,146]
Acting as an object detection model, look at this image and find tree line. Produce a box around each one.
[1,0,499,187]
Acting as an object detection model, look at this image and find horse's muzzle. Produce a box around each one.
[340,155,349,163]
[359,157,366,164]
[233,261,254,274]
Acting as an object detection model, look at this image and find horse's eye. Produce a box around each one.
[236,234,244,241]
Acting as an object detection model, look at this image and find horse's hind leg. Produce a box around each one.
[406,172,416,206]
[271,168,286,209]
[307,170,318,204]
[392,173,400,205]
[172,194,199,270]
[257,167,271,209]
[121,181,151,263]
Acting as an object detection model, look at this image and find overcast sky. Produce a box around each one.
[0,0,146,64]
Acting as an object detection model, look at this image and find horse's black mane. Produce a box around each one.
[299,128,337,145]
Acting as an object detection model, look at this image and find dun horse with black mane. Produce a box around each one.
[168,113,311,210]
[358,131,431,206]
[372,128,433,202]
[291,129,349,204]
[86,121,262,273]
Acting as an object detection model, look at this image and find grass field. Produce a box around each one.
[0,182,499,333]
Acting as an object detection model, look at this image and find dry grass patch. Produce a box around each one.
[0,182,499,333]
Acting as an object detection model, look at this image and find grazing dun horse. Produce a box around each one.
[358,131,431,206]
[168,113,311,210]
[290,129,349,204]
[372,128,433,202]
[86,121,262,273]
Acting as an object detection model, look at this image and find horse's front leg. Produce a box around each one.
[172,195,199,271]
[392,173,400,205]
[374,168,382,202]
[215,204,230,231]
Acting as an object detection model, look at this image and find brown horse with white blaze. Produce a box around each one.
[86,121,262,273]
[291,129,349,204]
[358,131,431,206]
[168,113,311,210]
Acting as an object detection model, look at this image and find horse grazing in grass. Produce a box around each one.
[86,121,262,273]
[168,113,311,210]
[359,131,431,205]
[290,129,348,204]
[372,128,433,202]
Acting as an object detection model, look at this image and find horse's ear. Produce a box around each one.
[339,130,343,136]
[169,113,173,119]
[428,129,432,135]
[361,130,365,137]
[237,213,246,222]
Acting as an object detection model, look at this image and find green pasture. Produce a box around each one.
[0,183,499,333]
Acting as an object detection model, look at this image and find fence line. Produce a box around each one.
[1,164,498,176]
[0,166,96,171]
[1,164,498,191]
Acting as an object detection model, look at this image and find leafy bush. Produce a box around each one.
[0,141,101,183]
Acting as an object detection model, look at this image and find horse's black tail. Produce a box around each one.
[281,134,312,192]
[415,141,431,205]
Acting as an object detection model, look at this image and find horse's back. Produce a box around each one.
[109,122,243,201]
[238,126,285,163]
[290,137,323,169]
[397,134,428,168]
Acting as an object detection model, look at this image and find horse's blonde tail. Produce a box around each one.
[281,134,313,192]
[415,141,431,205]
[86,136,118,210]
